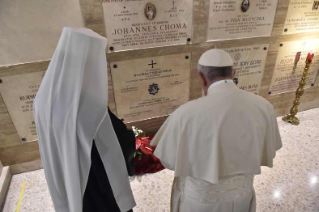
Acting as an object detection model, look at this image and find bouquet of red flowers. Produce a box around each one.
[132,127,165,175]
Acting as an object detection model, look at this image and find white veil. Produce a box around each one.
[33,28,135,212]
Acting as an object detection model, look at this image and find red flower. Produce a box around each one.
[134,135,164,175]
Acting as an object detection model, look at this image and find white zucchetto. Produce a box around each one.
[198,49,233,67]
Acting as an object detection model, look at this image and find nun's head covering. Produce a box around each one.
[33,28,135,212]
[35,28,108,141]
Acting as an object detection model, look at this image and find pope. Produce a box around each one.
[151,49,282,212]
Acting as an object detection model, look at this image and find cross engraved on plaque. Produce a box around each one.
[148,60,157,68]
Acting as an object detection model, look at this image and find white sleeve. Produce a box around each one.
[270,106,283,151]
[151,114,181,171]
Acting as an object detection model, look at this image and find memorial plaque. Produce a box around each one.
[225,44,269,95]
[269,39,319,95]
[207,0,278,41]
[111,53,191,122]
[102,0,193,52]
[283,0,319,34]
[0,72,45,142]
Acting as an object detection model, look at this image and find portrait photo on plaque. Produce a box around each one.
[110,53,191,123]
[102,0,193,52]
[207,0,278,41]
[269,39,319,95]
[0,71,45,142]
[225,44,269,95]
[283,0,319,34]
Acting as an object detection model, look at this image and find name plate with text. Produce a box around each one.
[269,39,319,95]
[111,53,191,122]
[0,72,45,142]
[102,0,193,52]
[225,44,269,95]
[207,0,278,41]
[283,0,319,34]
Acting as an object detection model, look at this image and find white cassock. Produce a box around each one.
[151,80,282,212]
[33,28,136,212]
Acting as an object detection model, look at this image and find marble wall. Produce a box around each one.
[0,0,84,66]
[0,0,319,170]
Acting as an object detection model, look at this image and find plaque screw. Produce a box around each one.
[187,38,191,42]
[0,79,2,83]
[284,28,288,32]
[268,91,272,95]
[263,47,267,50]
[21,138,26,142]
[280,43,283,47]
[185,55,189,59]
[113,64,117,68]
[120,119,124,121]
[311,83,314,86]
[110,46,114,51]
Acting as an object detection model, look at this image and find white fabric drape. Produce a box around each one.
[172,174,256,212]
[152,80,281,211]
[33,27,135,212]
[151,81,282,184]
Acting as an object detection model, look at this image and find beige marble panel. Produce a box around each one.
[0,61,49,151]
[0,72,45,142]
[207,0,278,41]
[102,0,193,52]
[111,53,191,122]
[0,0,84,66]
[269,39,319,95]
[225,44,269,95]
[283,0,319,35]
[0,141,40,166]
[9,160,43,175]
[79,0,106,37]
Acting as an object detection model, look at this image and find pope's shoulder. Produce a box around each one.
[171,88,275,118]
[242,89,276,113]
[239,88,274,107]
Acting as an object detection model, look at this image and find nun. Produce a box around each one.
[33,28,136,212]
[151,49,282,212]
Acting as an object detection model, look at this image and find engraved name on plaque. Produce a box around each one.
[225,44,269,95]
[111,53,191,122]
[283,0,319,34]
[102,0,193,52]
[269,39,319,95]
[207,0,278,41]
[0,72,45,142]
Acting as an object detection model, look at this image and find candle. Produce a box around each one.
[306,53,314,63]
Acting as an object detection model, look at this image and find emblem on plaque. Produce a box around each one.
[313,1,319,10]
[240,0,250,12]
[234,53,241,61]
[233,78,239,85]
[144,3,156,20]
[148,83,159,95]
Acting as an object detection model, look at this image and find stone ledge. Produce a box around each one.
[0,166,12,211]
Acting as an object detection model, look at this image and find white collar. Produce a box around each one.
[207,79,234,94]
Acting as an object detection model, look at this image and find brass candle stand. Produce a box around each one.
[282,53,314,125]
